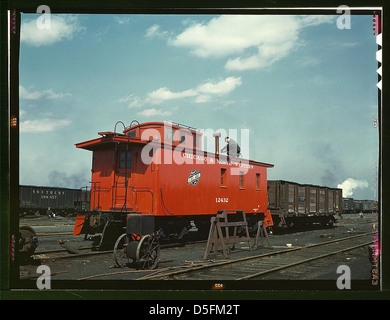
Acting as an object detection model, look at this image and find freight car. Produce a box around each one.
[342,198,378,214]
[73,120,274,268]
[19,185,90,216]
[267,180,342,230]
[342,198,355,214]
[361,200,378,213]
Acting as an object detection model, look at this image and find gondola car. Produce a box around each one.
[72,120,274,268]
[19,185,90,216]
[342,198,378,214]
[267,180,342,229]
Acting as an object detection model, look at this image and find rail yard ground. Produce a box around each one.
[17,213,379,290]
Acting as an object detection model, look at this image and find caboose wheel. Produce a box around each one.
[113,233,130,268]
[137,235,160,270]
[127,234,160,270]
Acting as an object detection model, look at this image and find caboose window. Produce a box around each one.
[221,168,227,185]
[256,173,261,189]
[239,171,245,188]
[118,151,132,169]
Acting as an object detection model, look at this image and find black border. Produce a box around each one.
[1,0,388,301]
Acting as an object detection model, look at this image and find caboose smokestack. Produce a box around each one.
[213,133,221,155]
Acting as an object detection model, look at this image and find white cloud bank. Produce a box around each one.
[136,108,172,117]
[337,178,369,198]
[118,76,242,118]
[119,76,242,109]
[169,15,335,71]
[21,15,82,46]
[20,85,71,100]
[20,118,71,133]
[145,24,169,39]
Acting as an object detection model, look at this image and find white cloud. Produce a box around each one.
[146,24,169,39]
[146,87,197,104]
[118,76,242,108]
[296,56,321,67]
[21,15,82,46]
[20,118,71,133]
[136,108,172,117]
[117,94,139,106]
[20,85,71,100]
[115,16,131,25]
[195,95,211,103]
[299,15,335,27]
[337,178,369,198]
[197,76,242,95]
[170,15,335,71]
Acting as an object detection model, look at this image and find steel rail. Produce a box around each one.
[36,232,74,236]
[35,250,114,263]
[138,232,374,280]
[35,245,96,255]
[237,240,373,280]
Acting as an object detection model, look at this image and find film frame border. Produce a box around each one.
[1,0,387,300]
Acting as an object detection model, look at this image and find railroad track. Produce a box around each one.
[35,232,74,236]
[137,233,374,280]
[33,248,114,263]
[32,239,208,263]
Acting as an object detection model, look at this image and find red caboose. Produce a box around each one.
[73,121,273,261]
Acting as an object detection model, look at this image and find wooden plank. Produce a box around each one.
[203,210,253,259]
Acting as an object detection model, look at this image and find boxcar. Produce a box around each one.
[19,185,90,216]
[267,180,342,229]
[73,121,274,248]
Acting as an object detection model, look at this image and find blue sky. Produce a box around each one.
[19,13,379,200]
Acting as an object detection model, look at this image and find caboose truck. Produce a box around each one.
[73,120,274,269]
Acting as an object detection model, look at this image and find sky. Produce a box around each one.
[18,12,380,201]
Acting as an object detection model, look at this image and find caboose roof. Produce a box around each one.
[75,133,148,151]
[75,121,274,168]
[76,121,202,150]
[123,121,202,135]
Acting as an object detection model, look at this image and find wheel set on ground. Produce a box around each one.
[113,233,160,270]
[18,225,39,261]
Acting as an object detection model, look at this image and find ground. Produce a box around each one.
[17,212,379,291]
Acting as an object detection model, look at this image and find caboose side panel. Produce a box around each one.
[90,144,158,213]
[156,151,269,217]
[90,148,115,211]
[126,145,157,215]
[86,139,271,217]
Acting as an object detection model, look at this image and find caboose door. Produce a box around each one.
[112,147,134,211]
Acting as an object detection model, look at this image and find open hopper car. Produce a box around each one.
[267,180,342,230]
